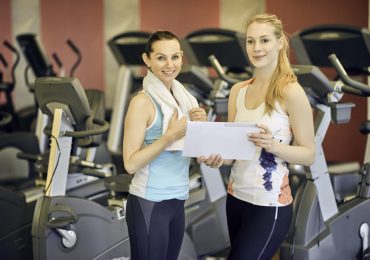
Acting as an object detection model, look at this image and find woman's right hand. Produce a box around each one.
[164,110,187,142]
[197,154,223,168]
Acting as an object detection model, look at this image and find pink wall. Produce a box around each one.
[0,0,12,104]
[1,0,369,163]
[40,0,104,90]
[266,0,369,163]
[266,0,368,63]
[140,0,220,37]
[0,0,12,77]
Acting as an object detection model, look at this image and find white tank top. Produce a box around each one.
[229,84,293,207]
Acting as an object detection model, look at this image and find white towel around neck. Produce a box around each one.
[143,70,199,151]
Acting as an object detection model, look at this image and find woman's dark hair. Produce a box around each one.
[144,31,180,56]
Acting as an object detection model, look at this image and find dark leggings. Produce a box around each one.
[126,194,185,260]
[226,194,292,260]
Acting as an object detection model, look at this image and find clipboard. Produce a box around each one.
[183,121,259,160]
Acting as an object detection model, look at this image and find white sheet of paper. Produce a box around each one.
[183,121,259,160]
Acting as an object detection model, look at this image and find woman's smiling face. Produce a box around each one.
[246,22,282,71]
[143,39,183,88]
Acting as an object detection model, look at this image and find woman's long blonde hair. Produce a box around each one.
[246,13,297,115]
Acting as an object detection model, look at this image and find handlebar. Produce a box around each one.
[3,40,18,53]
[0,53,8,68]
[208,55,240,85]
[44,117,109,138]
[66,118,109,138]
[66,39,81,77]
[52,53,63,69]
[51,53,66,77]
[66,39,80,55]
[0,111,12,127]
[17,152,41,162]
[47,204,79,228]
[328,54,370,96]
[3,40,20,86]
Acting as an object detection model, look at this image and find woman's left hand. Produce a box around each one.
[248,124,275,153]
[189,107,207,122]
[197,154,223,168]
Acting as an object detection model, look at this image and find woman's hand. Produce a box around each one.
[248,124,275,153]
[197,154,223,168]
[189,107,207,122]
[164,110,187,142]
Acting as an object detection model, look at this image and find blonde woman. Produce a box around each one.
[224,14,315,259]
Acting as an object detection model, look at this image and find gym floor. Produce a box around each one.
[203,250,280,260]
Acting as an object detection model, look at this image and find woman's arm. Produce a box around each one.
[227,81,244,123]
[123,93,187,174]
[275,82,315,165]
[250,82,315,166]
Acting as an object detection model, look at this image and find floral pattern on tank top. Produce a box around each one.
[259,148,277,191]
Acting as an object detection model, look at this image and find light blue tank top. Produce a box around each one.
[129,92,191,202]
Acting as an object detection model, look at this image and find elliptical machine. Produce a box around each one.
[16,33,83,153]
[0,40,35,132]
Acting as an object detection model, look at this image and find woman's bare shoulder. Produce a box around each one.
[230,78,254,95]
[283,81,306,101]
[130,91,152,107]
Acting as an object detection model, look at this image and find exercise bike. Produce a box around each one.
[32,76,206,260]
[31,76,132,259]
[0,86,113,260]
[279,55,370,260]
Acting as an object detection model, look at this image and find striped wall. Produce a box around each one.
[1,0,262,111]
[0,0,14,104]
[0,0,12,62]
[11,0,40,109]
[40,0,104,90]
[221,0,265,32]
[0,0,369,163]
[104,0,140,108]
[140,0,220,37]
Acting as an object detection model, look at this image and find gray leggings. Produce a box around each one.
[126,193,185,260]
